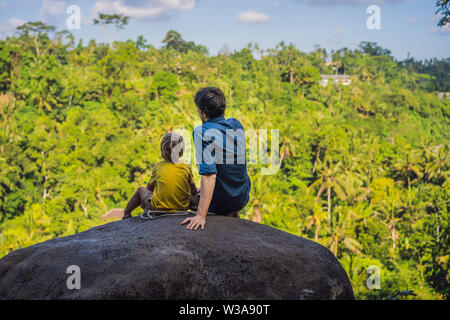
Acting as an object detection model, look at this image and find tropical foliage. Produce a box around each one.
[0,21,448,300]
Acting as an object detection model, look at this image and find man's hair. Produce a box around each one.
[161,133,184,163]
[194,87,226,119]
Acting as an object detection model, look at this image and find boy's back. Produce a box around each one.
[150,160,194,211]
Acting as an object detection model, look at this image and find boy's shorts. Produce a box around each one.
[140,188,157,211]
[140,188,200,212]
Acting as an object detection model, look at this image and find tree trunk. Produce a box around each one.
[312,148,320,173]
[391,230,396,249]
[82,205,88,218]
[42,173,49,199]
[327,186,331,224]
[333,236,339,257]
[436,219,440,243]
[390,225,397,249]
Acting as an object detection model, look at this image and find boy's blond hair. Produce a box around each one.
[161,133,184,163]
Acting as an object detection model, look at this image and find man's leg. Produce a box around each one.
[123,187,151,219]
[222,211,240,218]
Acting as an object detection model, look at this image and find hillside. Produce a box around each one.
[0,26,448,299]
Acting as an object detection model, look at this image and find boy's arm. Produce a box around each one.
[189,183,197,196]
[181,174,216,230]
[188,165,197,196]
[147,165,157,191]
[146,181,155,191]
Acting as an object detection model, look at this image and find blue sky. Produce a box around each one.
[0,0,449,60]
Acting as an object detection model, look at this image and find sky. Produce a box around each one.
[0,0,449,60]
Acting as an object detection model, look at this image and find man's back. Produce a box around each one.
[193,116,251,214]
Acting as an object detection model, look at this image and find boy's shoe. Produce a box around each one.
[140,209,154,220]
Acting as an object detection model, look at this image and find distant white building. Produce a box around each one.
[320,74,352,87]
[438,92,450,100]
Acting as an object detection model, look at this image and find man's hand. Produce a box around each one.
[181,214,206,230]
[181,173,216,231]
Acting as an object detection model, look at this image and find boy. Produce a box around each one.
[119,132,198,219]
[181,87,251,230]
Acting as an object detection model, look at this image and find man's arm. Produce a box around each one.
[181,173,216,230]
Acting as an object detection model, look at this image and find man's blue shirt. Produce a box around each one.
[193,116,251,214]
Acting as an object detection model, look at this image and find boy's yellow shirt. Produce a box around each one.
[149,160,194,211]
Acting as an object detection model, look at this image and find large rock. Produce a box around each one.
[0,215,354,299]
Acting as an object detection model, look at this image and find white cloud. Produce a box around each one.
[0,18,25,39]
[40,0,67,22]
[431,14,442,23]
[429,25,450,36]
[92,0,196,21]
[409,17,419,24]
[332,26,344,35]
[237,10,270,24]
[297,0,407,5]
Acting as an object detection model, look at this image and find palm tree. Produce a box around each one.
[419,142,436,180]
[136,35,149,51]
[280,136,296,164]
[351,136,385,184]
[374,188,402,250]
[436,0,450,27]
[336,170,371,205]
[93,13,129,49]
[422,144,449,184]
[325,206,362,257]
[332,50,344,74]
[162,30,184,51]
[308,159,348,224]
[392,150,423,189]
[306,203,327,241]
[246,171,271,223]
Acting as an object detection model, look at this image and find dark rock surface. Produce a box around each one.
[0,215,354,299]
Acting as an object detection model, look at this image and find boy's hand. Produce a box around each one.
[181,214,205,230]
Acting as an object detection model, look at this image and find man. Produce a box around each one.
[181,87,251,230]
